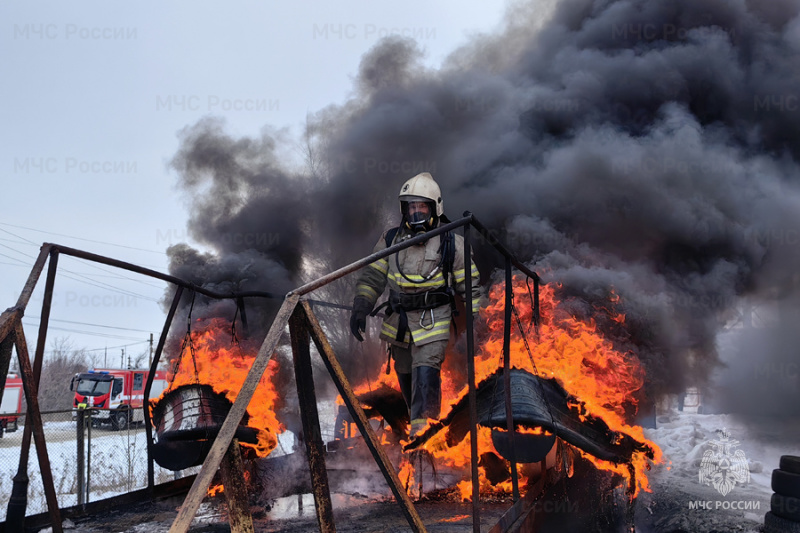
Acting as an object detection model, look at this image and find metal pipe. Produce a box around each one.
[13,323,63,533]
[0,245,51,345]
[289,307,336,533]
[86,410,92,503]
[465,214,540,283]
[48,243,281,301]
[6,248,60,530]
[77,410,85,506]
[301,301,428,532]
[14,244,53,311]
[168,294,299,533]
[464,222,481,533]
[144,284,184,490]
[503,257,520,501]
[0,330,16,408]
[291,216,474,296]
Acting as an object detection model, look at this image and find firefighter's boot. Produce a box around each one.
[409,366,441,438]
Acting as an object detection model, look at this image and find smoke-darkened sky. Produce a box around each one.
[169,0,800,412]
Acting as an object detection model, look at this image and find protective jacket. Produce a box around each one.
[354,224,482,348]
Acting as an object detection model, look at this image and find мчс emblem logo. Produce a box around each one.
[698,428,750,496]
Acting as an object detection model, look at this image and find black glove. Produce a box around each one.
[350,297,372,342]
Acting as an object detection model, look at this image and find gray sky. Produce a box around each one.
[0,1,509,365]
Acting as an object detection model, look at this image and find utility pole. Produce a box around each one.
[149,333,154,367]
[121,348,124,369]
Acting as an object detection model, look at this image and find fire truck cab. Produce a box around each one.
[1,374,23,437]
[70,369,169,430]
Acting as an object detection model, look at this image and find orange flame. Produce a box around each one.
[337,363,400,407]
[158,317,284,458]
[426,280,661,497]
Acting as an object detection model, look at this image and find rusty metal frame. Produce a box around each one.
[1,210,542,533]
[167,212,542,533]
[464,222,482,532]
[289,305,336,533]
[0,245,63,533]
[302,300,428,532]
[0,243,284,531]
[144,284,184,490]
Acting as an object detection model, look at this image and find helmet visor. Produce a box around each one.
[402,200,433,225]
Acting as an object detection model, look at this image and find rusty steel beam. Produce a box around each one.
[463,222,481,533]
[0,309,21,348]
[12,323,63,533]
[49,243,280,301]
[0,330,15,403]
[503,258,520,501]
[14,244,52,312]
[6,250,60,530]
[0,244,51,346]
[301,301,428,533]
[465,214,540,283]
[168,294,299,533]
[145,284,184,489]
[219,439,255,533]
[289,307,336,533]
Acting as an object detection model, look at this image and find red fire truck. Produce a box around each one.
[70,369,170,430]
[1,374,23,437]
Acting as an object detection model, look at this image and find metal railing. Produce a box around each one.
[0,211,542,533]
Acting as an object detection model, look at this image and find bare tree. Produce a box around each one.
[35,337,90,411]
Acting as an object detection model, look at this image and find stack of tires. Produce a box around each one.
[765,456,800,533]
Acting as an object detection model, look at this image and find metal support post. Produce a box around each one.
[6,248,60,531]
[13,323,63,533]
[289,306,336,533]
[301,301,428,533]
[219,439,255,533]
[77,409,86,506]
[503,258,520,501]
[168,294,299,533]
[464,219,481,533]
[144,284,184,489]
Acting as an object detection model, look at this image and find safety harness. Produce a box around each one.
[371,226,458,343]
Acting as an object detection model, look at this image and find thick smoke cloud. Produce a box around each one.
[168,0,800,413]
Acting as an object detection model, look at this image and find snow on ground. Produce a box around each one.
[635,407,800,532]
[12,401,800,532]
[0,421,180,521]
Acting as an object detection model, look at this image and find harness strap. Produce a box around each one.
[378,226,459,342]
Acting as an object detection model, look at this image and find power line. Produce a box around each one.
[0,241,161,303]
[0,226,167,289]
[25,316,156,334]
[0,251,30,265]
[83,341,149,353]
[21,321,147,341]
[0,221,167,255]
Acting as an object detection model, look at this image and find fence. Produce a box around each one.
[0,409,183,521]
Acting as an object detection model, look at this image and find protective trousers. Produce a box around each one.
[391,339,447,436]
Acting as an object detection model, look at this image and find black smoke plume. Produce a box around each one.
[167,0,800,415]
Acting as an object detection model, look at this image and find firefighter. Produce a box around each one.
[350,172,482,437]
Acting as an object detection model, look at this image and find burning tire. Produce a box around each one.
[772,494,800,523]
[150,384,260,471]
[765,511,800,533]
[773,469,800,500]
[111,409,129,431]
[781,456,800,475]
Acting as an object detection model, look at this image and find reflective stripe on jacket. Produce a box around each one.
[354,225,482,348]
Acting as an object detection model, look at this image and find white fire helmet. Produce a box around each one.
[398,172,443,233]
